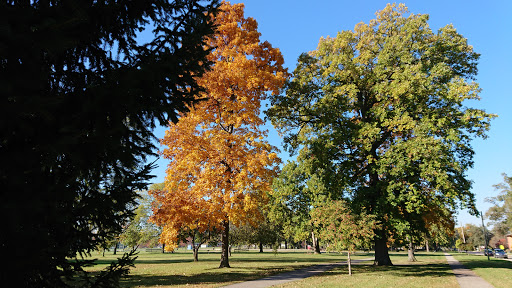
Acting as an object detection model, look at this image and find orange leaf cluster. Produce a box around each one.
[150,1,288,249]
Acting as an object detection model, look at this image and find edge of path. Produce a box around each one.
[221,258,374,288]
[444,253,494,288]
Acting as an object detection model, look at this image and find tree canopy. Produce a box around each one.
[150,1,287,268]
[267,3,494,265]
[486,173,512,236]
[1,0,218,286]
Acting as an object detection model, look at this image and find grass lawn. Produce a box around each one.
[84,248,370,287]
[451,252,512,288]
[276,252,459,288]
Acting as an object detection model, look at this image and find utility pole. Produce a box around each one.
[481,211,489,261]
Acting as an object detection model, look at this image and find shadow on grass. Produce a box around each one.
[457,258,512,270]
[326,262,455,278]
[120,265,299,287]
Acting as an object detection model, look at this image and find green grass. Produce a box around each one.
[451,252,512,288]
[84,248,370,287]
[276,252,459,288]
[84,250,512,287]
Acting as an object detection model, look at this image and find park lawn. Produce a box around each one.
[83,249,371,287]
[276,252,459,288]
[451,252,512,288]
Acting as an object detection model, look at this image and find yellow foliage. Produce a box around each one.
[151,1,288,244]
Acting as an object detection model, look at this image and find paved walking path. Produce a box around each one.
[221,258,373,288]
[444,253,494,288]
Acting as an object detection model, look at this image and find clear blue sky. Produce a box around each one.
[149,0,512,228]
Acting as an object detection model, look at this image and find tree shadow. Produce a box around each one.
[121,266,298,288]
[122,271,255,287]
[457,258,512,270]
[326,262,455,278]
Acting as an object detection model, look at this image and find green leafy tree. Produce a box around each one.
[120,191,161,250]
[311,200,378,275]
[1,1,218,286]
[267,4,495,265]
[269,160,326,254]
[486,173,512,235]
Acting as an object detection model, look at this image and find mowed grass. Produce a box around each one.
[451,252,512,288]
[84,250,511,288]
[276,252,459,288]
[85,248,369,287]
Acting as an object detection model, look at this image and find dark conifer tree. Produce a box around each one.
[0,1,218,286]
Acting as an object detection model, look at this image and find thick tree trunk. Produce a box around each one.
[259,242,263,253]
[162,243,166,253]
[425,239,430,252]
[311,231,321,254]
[374,229,392,265]
[219,220,230,268]
[113,242,118,255]
[408,238,417,262]
[285,240,288,249]
[315,239,321,254]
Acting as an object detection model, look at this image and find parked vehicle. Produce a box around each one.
[493,249,508,259]
[484,249,494,256]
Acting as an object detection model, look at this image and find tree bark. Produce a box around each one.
[347,251,352,276]
[259,242,263,253]
[113,241,118,255]
[311,231,321,254]
[219,219,231,268]
[374,229,392,265]
[408,238,417,262]
[193,245,200,262]
[425,238,430,252]
[162,243,166,254]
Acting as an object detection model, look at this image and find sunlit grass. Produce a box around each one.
[451,252,512,288]
[84,248,371,287]
[276,252,459,288]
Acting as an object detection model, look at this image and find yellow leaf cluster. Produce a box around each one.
[151,1,288,243]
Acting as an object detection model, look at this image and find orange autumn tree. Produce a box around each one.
[150,2,287,268]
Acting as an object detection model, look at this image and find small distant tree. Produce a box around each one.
[120,190,161,250]
[311,200,378,275]
[486,173,512,235]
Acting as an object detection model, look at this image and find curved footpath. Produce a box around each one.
[444,253,494,288]
[221,258,373,288]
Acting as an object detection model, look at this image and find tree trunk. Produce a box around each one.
[259,242,263,253]
[219,219,230,268]
[285,240,288,249]
[113,242,118,255]
[193,245,199,262]
[347,251,352,276]
[311,231,321,254]
[162,243,166,253]
[408,238,417,262]
[425,238,430,252]
[374,229,392,265]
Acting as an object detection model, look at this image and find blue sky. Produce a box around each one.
[149,0,512,227]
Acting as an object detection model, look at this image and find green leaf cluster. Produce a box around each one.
[267,3,495,261]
